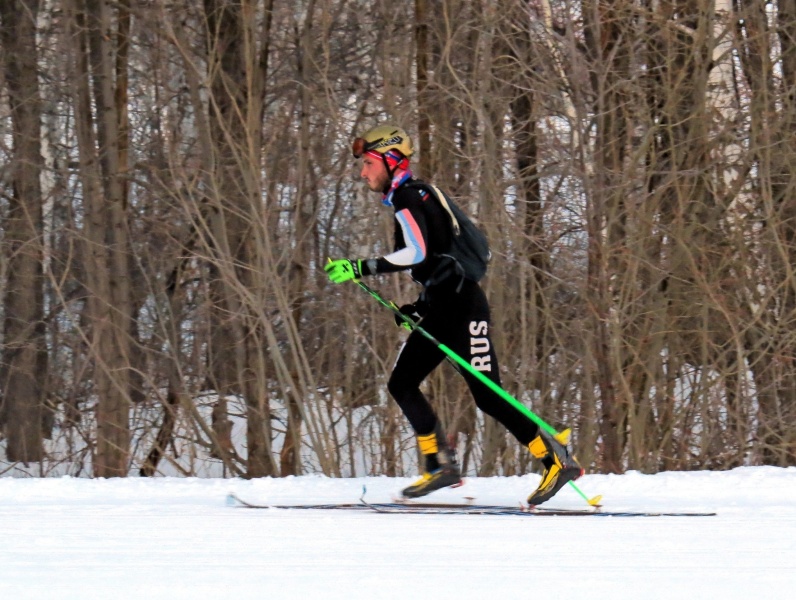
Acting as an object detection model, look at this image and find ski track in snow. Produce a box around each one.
[0,467,794,599]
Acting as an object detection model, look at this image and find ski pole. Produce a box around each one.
[354,279,602,507]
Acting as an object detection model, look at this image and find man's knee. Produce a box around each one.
[387,372,412,402]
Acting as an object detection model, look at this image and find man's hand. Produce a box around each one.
[325,258,363,284]
[393,303,420,330]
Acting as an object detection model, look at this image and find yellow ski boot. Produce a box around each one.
[402,425,462,499]
[527,429,583,506]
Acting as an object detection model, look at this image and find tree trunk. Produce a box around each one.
[414,0,431,178]
[68,0,132,476]
[203,0,275,477]
[582,0,635,472]
[0,0,47,463]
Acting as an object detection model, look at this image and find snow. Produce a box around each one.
[1,467,794,599]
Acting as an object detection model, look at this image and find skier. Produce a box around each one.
[325,124,582,504]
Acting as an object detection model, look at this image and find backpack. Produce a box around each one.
[406,181,491,290]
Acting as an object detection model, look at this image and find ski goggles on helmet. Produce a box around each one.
[352,136,380,158]
[352,134,406,158]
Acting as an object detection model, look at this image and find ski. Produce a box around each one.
[227,493,367,511]
[371,499,716,517]
[227,493,716,517]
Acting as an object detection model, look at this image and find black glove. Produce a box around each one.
[394,303,421,329]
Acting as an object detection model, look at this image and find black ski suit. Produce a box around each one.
[361,178,539,444]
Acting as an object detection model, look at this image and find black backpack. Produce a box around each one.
[406,181,491,290]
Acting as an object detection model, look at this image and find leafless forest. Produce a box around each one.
[1,0,795,479]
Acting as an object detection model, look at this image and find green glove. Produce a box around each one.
[325,258,363,284]
[391,302,418,330]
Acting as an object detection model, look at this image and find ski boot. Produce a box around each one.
[526,428,583,506]
[402,424,462,498]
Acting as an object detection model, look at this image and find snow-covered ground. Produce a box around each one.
[1,467,794,599]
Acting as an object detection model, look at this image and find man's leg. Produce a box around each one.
[387,330,444,436]
[388,325,462,497]
[445,284,582,505]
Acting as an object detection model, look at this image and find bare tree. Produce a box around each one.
[66,0,133,476]
[4,0,796,478]
[0,0,47,463]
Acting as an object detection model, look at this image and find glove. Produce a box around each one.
[325,258,363,284]
[393,303,421,329]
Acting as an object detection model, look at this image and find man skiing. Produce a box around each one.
[325,124,582,504]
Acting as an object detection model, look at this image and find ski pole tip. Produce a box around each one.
[588,494,603,507]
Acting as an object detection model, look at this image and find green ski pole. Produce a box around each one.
[354,279,602,507]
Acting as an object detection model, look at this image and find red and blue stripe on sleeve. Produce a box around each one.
[382,208,427,267]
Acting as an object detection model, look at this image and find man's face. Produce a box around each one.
[360,154,389,192]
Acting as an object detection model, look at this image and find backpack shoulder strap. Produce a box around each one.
[407,180,460,235]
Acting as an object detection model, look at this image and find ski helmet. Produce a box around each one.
[352,125,414,159]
